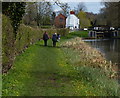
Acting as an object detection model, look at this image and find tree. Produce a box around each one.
[74,2,87,15]
[2,2,26,38]
[23,1,54,27]
[23,2,37,25]
[97,2,120,28]
[95,10,106,26]
[77,2,86,11]
[86,12,97,27]
[37,2,53,26]
[53,0,70,16]
[51,12,56,25]
[77,11,91,28]
[60,3,70,16]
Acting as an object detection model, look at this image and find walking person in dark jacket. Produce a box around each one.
[57,33,61,42]
[52,33,57,47]
[43,31,49,46]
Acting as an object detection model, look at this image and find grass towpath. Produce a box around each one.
[3,40,81,96]
[2,33,119,96]
[3,40,54,95]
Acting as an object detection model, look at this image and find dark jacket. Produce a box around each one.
[52,34,57,42]
[57,34,60,39]
[43,33,49,40]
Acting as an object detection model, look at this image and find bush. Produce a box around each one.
[2,15,14,72]
[15,24,43,54]
[2,15,43,72]
[42,28,69,37]
[2,15,69,72]
[57,28,69,36]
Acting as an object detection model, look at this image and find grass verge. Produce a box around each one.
[60,37,119,96]
[2,33,119,96]
[61,30,89,41]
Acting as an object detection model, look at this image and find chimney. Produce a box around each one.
[70,11,75,14]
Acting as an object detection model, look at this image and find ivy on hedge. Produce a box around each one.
[2,2,26,38]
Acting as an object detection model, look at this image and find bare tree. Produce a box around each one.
[23,2,37,25]
[37,2,53,26]
[74,2,87,15]
[53,0,70,16]
[23,1,54,26]
[77,2,87,11]
[98,2,120,27]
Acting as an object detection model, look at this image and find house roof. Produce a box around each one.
[55,13,66,18]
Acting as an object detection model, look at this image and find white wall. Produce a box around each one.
[66,14,79,30]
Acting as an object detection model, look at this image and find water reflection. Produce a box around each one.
[84,39,120,84]
[84,39,120,64]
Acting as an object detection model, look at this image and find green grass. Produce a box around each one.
[61,31,89,40]
[70,31,89,38]
[2,33,119,96]
[40,25,53,29]
[61,47,119,96]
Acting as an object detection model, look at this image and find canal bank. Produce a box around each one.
[2,35,119,96]
[61,37,118,78]
[83,39,120,64]
[60,37,119,96]
[83,38,120,84]
[62,30,119,78]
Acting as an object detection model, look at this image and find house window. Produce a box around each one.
[59,18,63,22]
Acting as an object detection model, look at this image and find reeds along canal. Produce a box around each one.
[83,39,120,83]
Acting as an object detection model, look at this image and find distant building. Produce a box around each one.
[54,13,66,28]
[66,11,79,30]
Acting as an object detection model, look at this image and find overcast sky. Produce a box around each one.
[53,2,105,14]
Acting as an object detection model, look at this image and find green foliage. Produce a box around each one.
[15,24,42,54]
[2,15,69,72]
[97,2,120,27]
[35,2,53,26]
[2,15,14,70]
[40,25,53,29]
[2,39,119,96]
[63,47,119,96]
[42,28,69,38]
[77,11,91,28]
[70,31,89,38]
[22,2,37,26]
[61,31,89,40]
[42,16,51,25]
[2,15,43,72]
[57,28,69,36]
[2,2,26,37]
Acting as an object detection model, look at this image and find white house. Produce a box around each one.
[66,11,79,30]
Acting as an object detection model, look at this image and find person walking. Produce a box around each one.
[52,33,57,47]
[43,31,49,46]
[57,33,61,42]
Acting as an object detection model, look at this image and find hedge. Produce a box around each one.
[2,15,69,73]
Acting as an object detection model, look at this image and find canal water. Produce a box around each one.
[84,39,120,84]
[83,39,120,64]
[84,39,120,83]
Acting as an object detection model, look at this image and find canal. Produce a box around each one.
[84,39,120,64]
[84,39,120,83]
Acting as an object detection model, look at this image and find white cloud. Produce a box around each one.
[54,8,61,12]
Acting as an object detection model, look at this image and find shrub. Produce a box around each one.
[2,15,69,73]
[2,15,14,72]
[57,28,69,36]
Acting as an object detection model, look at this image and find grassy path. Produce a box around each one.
[3,40,78,96]
[2,36,119,96]
[22,42,61,96]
